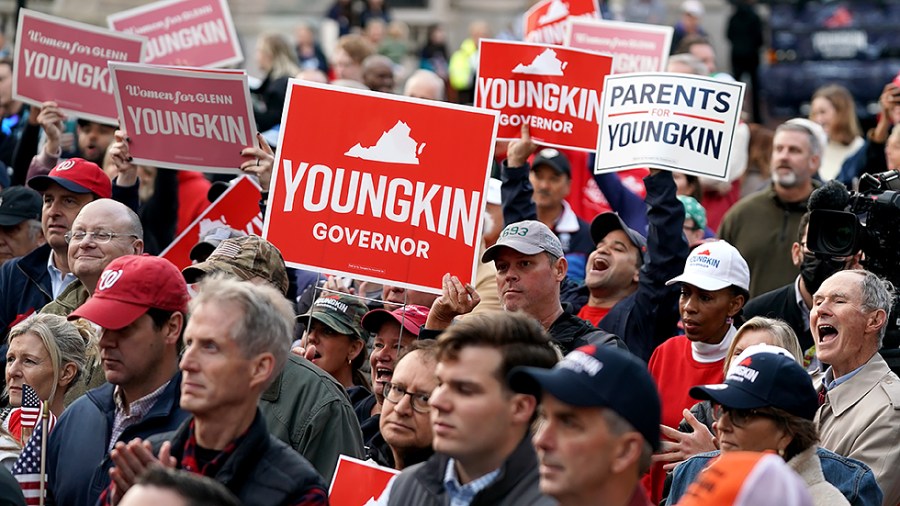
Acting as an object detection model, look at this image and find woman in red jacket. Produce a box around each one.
[642,240,750,503]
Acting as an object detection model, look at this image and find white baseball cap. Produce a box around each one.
[666,240,750,292]
[682,0,705,17]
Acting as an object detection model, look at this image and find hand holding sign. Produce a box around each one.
[506,124,538,168]
[108,130,138,187]
[36,101,66,157]
[240,132,274,192]
[424,273,480,331]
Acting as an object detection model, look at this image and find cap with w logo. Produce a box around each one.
[69,254,189,330]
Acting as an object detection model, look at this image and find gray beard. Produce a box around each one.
[772,170,798,188]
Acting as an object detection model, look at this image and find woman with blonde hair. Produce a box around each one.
[252,32,301,132]
[809,84,864,180]
[0,313,96,468]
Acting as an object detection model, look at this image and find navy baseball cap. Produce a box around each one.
[690,347,818,421]
[590,212,649,265]
[509,344,661,451]
[531,148,571,178]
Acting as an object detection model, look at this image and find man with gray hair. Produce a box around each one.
[812,269,900,506]
[182,235,364,482]
[104,275,328,505]
[404,69,445,101]
[719,120,824,297]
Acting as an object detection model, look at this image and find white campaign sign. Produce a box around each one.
[595,73,745,181]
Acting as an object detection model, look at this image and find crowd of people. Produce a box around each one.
[0,1,896,505]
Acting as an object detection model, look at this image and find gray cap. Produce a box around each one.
[482,220,564,263]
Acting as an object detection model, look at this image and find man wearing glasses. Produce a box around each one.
[0,157,138,336]
[41,198,143,319]
[370,340,438,470]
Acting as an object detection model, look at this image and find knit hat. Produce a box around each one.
[677,195,707,231]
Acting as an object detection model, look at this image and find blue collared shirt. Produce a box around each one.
[825,363,866,391]
[46,251,77,299]
[443,458,501,506]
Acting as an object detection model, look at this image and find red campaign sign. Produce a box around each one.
[476,39,613,152]
[13,9,145,125]
[328,455,399,506]
[524,0,600,45]
[110,62,257,173]
[161,175,262,271]
[264,81,499,294]
[565,19,673,74]
[107,0,243,68]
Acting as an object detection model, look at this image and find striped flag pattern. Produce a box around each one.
[11,385,57,505]
[17,385,40,429]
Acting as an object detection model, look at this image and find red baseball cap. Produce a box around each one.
[361,304,430,336]
[69,255,189,330]
[27,158,112,199]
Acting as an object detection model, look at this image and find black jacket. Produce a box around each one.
[549,310,626,354]
[252,75,291,132]
[386,434,555,506]
[744,281,814,352]
[596,171,689,362]
[0,244,53,335]
[151,410,327,506]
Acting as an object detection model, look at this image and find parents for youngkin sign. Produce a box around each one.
[595,72,746,181]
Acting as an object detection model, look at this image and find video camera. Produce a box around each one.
[807,171,900,356]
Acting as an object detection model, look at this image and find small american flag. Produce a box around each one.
[18,385,40,430]
[12,387,56,506]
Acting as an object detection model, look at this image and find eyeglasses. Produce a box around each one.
[383,382,431,413]
[64,231,139,244]
[713,404,781,428]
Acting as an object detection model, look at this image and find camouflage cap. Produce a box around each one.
[300,294,369,340]
[182,235,290,295]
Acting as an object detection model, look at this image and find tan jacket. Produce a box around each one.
[816,353,900,506]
